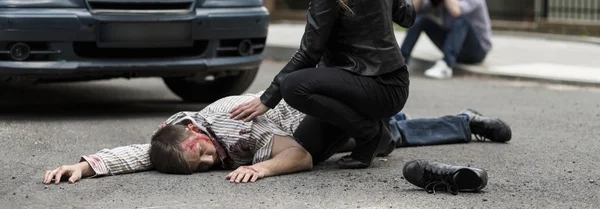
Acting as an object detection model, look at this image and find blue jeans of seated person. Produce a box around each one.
[341,113,471,152]
[400,15,487,67]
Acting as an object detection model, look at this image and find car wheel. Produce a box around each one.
[163,68,259,103]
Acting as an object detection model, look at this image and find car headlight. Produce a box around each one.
[200,0,263,8]
[0,0,86,8]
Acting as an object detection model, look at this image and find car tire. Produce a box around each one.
[163,68,259,103]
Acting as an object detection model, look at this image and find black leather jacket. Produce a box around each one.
[260,0,416,108]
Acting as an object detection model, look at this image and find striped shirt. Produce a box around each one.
[81,92,305,177]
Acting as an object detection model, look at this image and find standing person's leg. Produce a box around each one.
[280,67,409,169]
[400,15,448,64]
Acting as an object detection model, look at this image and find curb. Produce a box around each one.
[492,30,600,46]
[263,45,600,87]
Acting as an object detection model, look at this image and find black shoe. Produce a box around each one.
[403,159,488,195]
[459,109,512,142]
[337,120,392,169]
[377,120,395,157]
[376,141,395,157]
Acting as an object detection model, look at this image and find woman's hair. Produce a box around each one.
[338,0,354,15]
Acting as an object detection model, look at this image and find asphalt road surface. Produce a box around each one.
[1,60,600,209]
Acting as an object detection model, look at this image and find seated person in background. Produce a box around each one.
[400,0,492,79]
[43,92,511,184]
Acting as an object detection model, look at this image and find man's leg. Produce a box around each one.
[341,113,470,151]
[400,15,448,64]
[425,16,487,79]
[341,109,512,151]
[391,115,472,147]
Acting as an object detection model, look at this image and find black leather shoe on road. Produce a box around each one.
[403,160,488,195]
[459,109,512,142]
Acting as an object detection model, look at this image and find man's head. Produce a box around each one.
[149,123,219,174]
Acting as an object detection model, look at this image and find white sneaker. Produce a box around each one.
[424,60,453,79]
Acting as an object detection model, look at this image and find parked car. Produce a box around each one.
[0,0,269,102]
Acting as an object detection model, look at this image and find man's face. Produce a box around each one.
[180,125,219,172]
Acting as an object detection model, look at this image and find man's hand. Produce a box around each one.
[225,166,265,183]
[43,162,95,184]
[230,97,270,122]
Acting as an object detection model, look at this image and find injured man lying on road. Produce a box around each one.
[43,91,512,185]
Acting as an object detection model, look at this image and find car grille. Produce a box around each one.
[73,41,208,59]
[86,0,194,14]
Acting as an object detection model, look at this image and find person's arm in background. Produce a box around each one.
[43,144,153,184]
[225,135,313,183]
[444,0,482,17]
[392,0,417,28]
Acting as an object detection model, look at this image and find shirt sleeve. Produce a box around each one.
[458,0,482,15]
[79,144,153,177]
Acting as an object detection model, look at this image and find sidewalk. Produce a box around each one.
[264,23,600,85]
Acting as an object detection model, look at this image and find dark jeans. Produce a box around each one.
[341,114,472,154]
[400,15,487,67]
[282,67,409,163]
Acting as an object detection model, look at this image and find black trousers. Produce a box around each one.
[281,67,409,163]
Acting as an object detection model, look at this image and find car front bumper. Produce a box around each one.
[0,7,269,77]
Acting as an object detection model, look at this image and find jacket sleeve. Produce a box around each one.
[260,0,340,108]
[392,0,417,28]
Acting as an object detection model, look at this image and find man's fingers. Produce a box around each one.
[44,170,53,184]
[242,172,252,183]
[68,171,82,184]
[234,172,247,183]
[54,168,69,184]
[45,168,59,184]
[225,171,234,180]
[250,174,259,182]
[229,172,240,182]
[54,170,64,184]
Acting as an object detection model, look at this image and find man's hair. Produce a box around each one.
[149,124,194,175]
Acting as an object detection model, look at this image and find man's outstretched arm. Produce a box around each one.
[226,135,313,183]
[43,144,153,184]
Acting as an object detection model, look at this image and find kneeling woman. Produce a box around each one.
[230,0,416,169]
